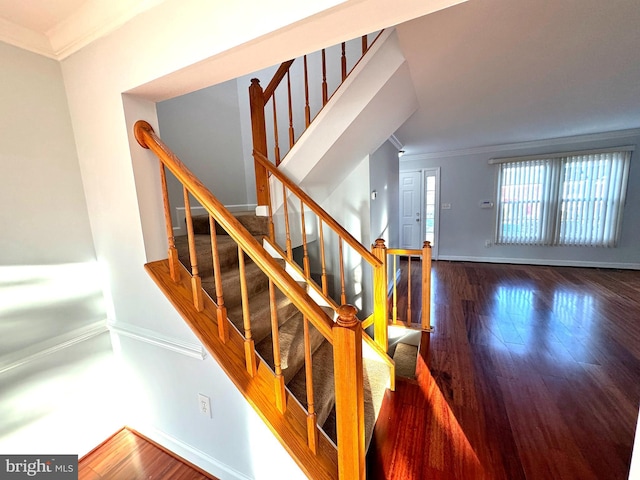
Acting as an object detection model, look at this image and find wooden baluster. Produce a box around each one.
[321,49,328,105]
[319,219,328,296]
[341,42,347,81]
[339,238,346,305]
[272,95,281,165]
[303,55,311,128]
[407,256,412,327]
[303,315,318,453]
[209,216,228,342]
[422,241,433,332]
[269,280,286,413]
[159,163,180,282]
[267,185,276,243]
[300,199,311,279]
[183,187,203,312]
[361,35,368,55]
[249,78,269,206]
[282,184,293,261]
[392,254,398,324]
[333,305,365,480]
[287,70,294,148]
[238,245,257,376]
[372,239,388,352]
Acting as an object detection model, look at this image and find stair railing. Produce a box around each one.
[254,150,389,352]
[387,242,433,331]
[134,120,366,479]
[250,31,383,206]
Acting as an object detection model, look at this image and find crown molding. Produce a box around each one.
[0,0,165,60]
[0,16,56,59]
[400,128,640,162]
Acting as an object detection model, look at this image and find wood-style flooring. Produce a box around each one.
[370,260,640,480]
[79,428,218,480]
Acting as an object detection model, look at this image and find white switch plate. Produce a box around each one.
[198,394,211,418]
[441,203,451,210]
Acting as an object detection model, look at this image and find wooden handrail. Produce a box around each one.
[263,59,295,103]
[134,121,334,342]
[254,150,382,268]
[387,248,422,256]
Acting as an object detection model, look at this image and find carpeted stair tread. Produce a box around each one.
[393,342,418,379]
[201,260,277,310]
[175,234,262,275]
[226,288,299,345]
[192,213,269,237]
[287,340,335,427]
[321,345,391,450]
[362,352,391,451]
[255,311,327,384]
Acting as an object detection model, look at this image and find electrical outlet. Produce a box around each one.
[198,394,211,418]
[484,239,492,248]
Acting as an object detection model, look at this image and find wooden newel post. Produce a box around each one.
[249,79,269,206]
[333,305,365,480]
[372,238,388,352]
[422,241,433,332]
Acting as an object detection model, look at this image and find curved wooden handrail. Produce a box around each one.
[134,120,334,342]
[263,59,295,103]
[254,150,382,268]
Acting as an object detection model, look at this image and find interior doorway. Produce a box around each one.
[399,168,440,258]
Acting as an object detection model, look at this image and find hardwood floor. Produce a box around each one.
[79,428,218,480]
[370,260,640,480]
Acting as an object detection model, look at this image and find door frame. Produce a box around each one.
[422,167,440,260]
[399,167,441,259]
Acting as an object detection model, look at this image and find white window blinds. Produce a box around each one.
[493,148,632,247]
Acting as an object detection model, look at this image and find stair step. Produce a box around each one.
[192,213,269,237]
[392,342,418,379]
[226,287,299,345]
[255,311,327,384]
[175,234,264,275]
[321,344,391,449]
[201,260,278,309]
[288,340,335,427]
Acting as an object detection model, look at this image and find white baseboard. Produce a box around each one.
[134,425,252,480]
[109,322,206,359]
[0,320,108,375]
[174,204,258,235]
[437,255,640,270]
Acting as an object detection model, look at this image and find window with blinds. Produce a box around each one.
[492,147,632,247]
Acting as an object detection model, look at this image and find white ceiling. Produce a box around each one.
[0,0,164,59]
[394,0,640,154]
[1,0,638,155]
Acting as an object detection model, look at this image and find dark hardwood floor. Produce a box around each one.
[370,260,640,480]
[79,428,218,480]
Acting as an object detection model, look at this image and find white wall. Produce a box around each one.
[0,41,116,456]
[370,140,400,246]
[400,130,640,268]
[157,79,253,230]
[56,0,463,477]
[322,156,372,315]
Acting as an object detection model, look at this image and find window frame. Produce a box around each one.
[491,146,633,247]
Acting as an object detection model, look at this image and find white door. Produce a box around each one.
[399,171,422,248]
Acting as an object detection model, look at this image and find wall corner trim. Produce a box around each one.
[0,320,109,375]
[109,322,206,360]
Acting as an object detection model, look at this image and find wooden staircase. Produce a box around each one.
[173,212,391,442]
[133,30,433,480]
